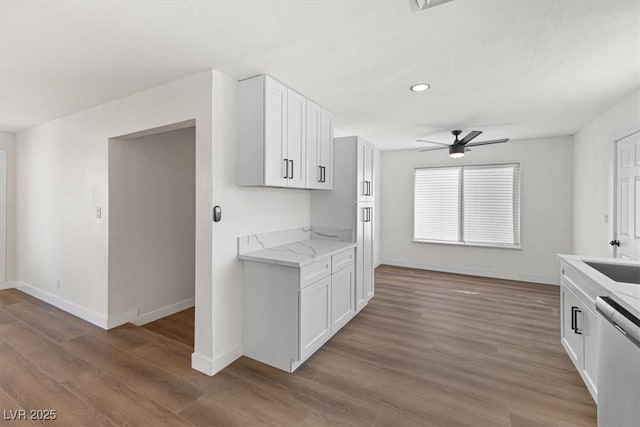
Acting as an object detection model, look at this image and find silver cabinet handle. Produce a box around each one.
[289,160,293,179]
[283,159,289,179]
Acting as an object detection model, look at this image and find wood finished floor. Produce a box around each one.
[0,266,596,426]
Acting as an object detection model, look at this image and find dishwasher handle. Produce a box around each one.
[596,296,640,347]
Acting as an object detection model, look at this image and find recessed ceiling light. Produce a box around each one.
[410,83,430,92]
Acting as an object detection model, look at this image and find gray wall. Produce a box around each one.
[573,89,640,257]
[380,135,574,285]
[109,126,196,318]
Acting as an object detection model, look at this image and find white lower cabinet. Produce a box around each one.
[299,276,331,360]
[330,265,355,333]
[560,263,599,402]
[243,247,357,372]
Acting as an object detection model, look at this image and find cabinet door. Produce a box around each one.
[306,100,322,189]
[264,76,288,187]
[299,276,331,360]
[319,109,334,190]
[561,285,583,368]
[582,306,598,398]
[364,144,375,201]
[355,204,367,312]
[364,204,374,301]
[331,265,355,333]
[286,89,306,188]
[356,141,367,201]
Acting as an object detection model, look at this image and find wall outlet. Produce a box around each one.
[96,207,102,219]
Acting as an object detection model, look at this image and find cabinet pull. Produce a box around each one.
[289,160,294,179]
[322,166,326,183]
[283,158,289,179]
[362,207,367,222]
[362,181,367,196]
[318,165,323,183]
[571,306,582,335]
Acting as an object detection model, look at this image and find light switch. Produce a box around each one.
[96,207,102,219]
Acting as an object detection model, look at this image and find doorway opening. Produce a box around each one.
[108,120,196,350]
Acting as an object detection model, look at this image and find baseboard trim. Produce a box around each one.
[192,344,243,376]
[380,259,557,285]
[106,309,138,330]
[0,280,17,290]
[12,281,110,328]
[191,352,214,375]
[132,297,195,326]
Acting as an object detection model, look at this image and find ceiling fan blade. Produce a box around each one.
[418,146,449,152]
[465,138,509,147]
[459,130,483,144]
[416,139,450,146]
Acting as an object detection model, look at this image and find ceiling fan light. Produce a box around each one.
[449,145,465,158]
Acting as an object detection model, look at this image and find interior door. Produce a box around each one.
[615,132,640,259]
[286,89,306,188]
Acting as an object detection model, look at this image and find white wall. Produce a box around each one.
[0,132,15,283]
[573,90,640,257]
[14,71,216,373]
[380,136,574,285]
[210,71,311,369]
[109,127,195,320]
[374,149,382,266]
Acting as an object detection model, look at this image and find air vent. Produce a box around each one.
[410,0,454,12]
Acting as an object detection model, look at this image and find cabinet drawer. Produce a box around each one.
[300,258,331,288]
[332,248,354,273]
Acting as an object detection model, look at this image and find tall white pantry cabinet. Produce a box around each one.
[311,136,376,312]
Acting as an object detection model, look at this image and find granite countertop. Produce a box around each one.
[239,239,357,268]
[559,254,640,318]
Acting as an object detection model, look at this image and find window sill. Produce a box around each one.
[412,239,522,250]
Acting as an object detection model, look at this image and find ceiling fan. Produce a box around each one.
[417,130,509,158]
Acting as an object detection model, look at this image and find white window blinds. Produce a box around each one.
[414,164,520,247]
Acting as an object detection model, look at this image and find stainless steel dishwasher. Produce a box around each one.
[595,296,640,427]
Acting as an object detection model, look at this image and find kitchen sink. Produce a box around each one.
[585,261,640,284]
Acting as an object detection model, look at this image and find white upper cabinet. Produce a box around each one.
[263,77,288,187]
[357,142,375,202]
[237,74,333,189]
[286,89,306,188]
[306,101,334,190]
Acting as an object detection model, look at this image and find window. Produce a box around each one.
[414,164,521,248]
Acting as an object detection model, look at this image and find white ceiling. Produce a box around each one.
[1,0,638,150]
